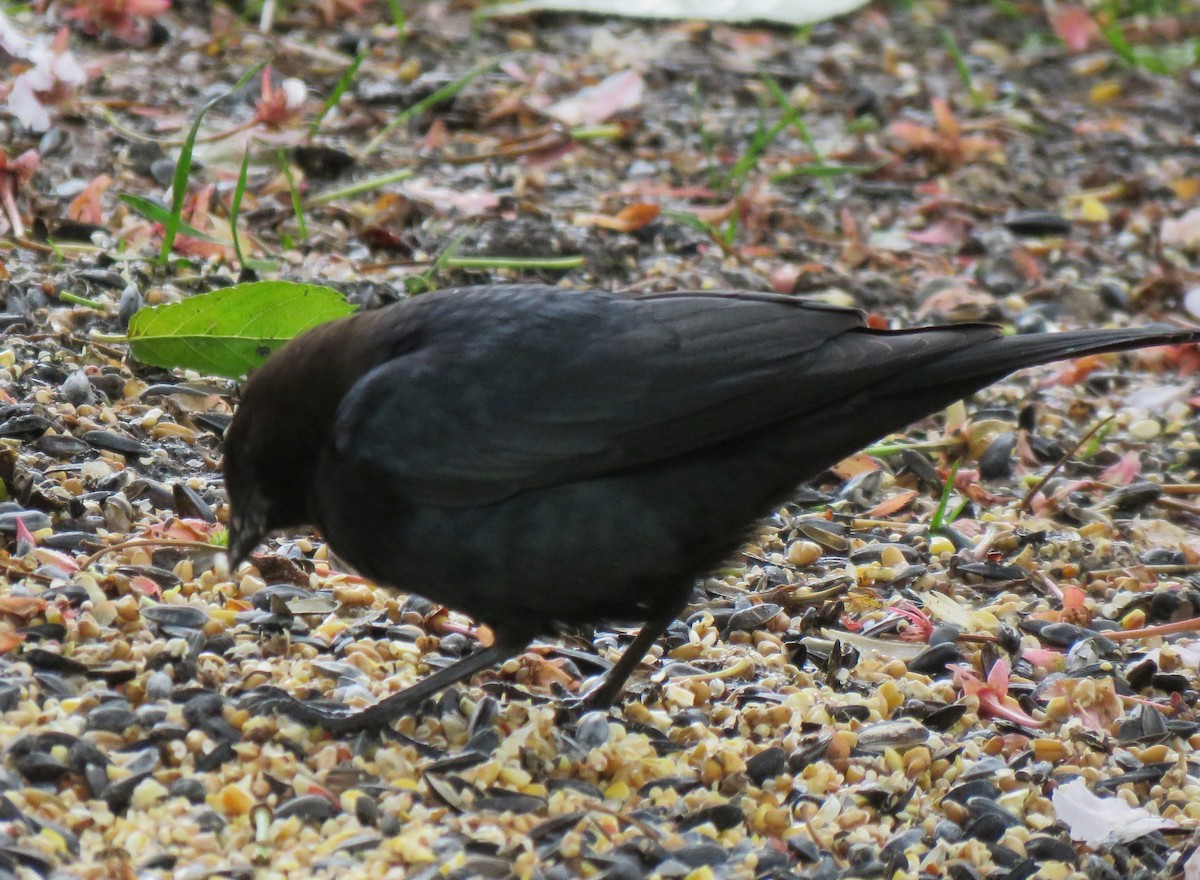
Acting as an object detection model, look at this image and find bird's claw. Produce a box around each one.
[239,686,369,735]
[558,678,622,717]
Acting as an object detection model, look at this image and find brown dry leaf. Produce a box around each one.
[521,653,577,689]
[889,98,1001,169]
[401,179,501,218]
[67,174,113,225]
[831,452,880,480]
[838,206,869,267]
[0,595,47,619]
[915,284,995,319]
[1048,5,1100,53]
[907,216,971,247]
[546,69,645,126]
[867,490,917,518]
[689,200,736,226]
[174,184,235,261]
[573,202,660,232]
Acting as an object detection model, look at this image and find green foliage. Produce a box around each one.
[383,0,406,48]
[309,50,366,137]
[1098,0,1197,75]
[928,460,964,535]
[127,281,355,378]
[229,147,252,270]
[939,27,984,110]
[120,194,230,246]
[277,149,309,241]
[159,63,267,265]
[364,54,521,155]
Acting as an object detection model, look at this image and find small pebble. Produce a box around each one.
[1129,418,1161,440]
[60,371,93,406]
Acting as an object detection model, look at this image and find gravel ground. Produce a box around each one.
[1,1,1200,878]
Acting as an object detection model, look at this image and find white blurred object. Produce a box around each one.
[483,0,869,26]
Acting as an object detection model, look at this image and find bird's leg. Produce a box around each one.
[242,634,529,735]
[579,595,688,709]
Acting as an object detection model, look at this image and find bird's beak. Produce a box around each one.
[227,493,267,570]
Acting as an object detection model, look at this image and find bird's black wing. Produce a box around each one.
[332,286,999,505]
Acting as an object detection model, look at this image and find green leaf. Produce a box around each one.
[120,194,230,245]
[661,209,715,236]
[127,281,355,378]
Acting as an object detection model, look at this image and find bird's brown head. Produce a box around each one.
[222,311,395,569]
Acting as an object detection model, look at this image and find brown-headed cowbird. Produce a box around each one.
[223,285,1200,733]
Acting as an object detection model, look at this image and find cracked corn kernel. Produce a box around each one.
[929,536,954,556]
[904,747,931,777]
[786,540,822,566]
[1031,739,1068,762]
[215,783,254,816]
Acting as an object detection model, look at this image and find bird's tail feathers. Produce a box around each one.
[893,324,1200,390]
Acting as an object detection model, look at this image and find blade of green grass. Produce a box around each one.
[724,93,784,187]
[928,460,962,535]
[405,227,473,294]
[309,50,366,138]
[760,72,820,159]
[364,53,521,156]
[755,71,836,197]
[939,27,983,110]
[305,169,414,206]
[230,145,251,269]
[1080,418,1115,460]
[661,209,717,236]
[771,161,884,181]
[121,194,231,245]
[383,0,406,49]
[569,124,625,141]
[276,149,308,241]
[161,62,267,265]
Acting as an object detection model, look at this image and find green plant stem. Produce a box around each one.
[57,291,107,310]
[305,169,413,206]
[363,54,521,156]
[863,439,957,457]
[570,124,624,141]
[444,255,584,270]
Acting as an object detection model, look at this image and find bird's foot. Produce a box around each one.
[239,686,407,736]
[567,677,623,715]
